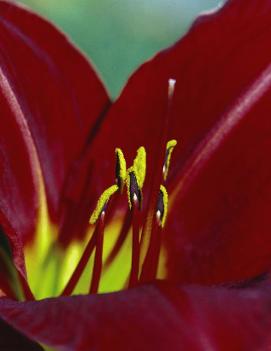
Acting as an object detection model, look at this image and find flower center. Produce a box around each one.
[58,78,178,296]
[60,133,177,295]
[13,78,177,300]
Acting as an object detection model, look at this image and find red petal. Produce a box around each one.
[0,283,271,350]
[79,1,271,282]
[79,1,270,212]
[166,74,271,284]
[0,2,109,248]
[163,0,271,284]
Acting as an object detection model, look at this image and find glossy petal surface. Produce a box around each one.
[164,0,271,284]
[81,0,271,283]
[0,282,271,351]
[0,2,109,251]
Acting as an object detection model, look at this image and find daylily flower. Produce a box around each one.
[1,0,271,349]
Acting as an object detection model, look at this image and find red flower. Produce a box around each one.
[0,0,271,350]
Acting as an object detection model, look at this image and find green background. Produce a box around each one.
[18,0,220,98]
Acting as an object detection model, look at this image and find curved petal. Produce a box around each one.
[0,1,110,251]
[82,0,271,193]
[164,0,271,284]
[0,282,271,350]
[165,66,271,284]
[76,0,271,281]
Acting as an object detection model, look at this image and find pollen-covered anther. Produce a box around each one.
[133,146,146,189]
[89,184,119,224]
[126,146,146,209]
[127,168,142,210]
[156,185,168,227]
[163,139,177,181]
[115,148,127,192]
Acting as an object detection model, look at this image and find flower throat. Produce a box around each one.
[61,79,177,296]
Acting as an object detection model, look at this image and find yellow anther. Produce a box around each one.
[133,146,146,189]
[115,148,127,191]
[156,185,168,228]
[126,167,142,209]
[126,147,146,209]
[163,139,177,181]
[89,185,119,224]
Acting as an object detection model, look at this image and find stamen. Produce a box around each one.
[89,216,105,294]
[126,146,146,209]
[163,139,177,181]
[105,208,132,268]
[127,169,142,209]
[88,183,121,293]
[133,146,146,189]
[133,193,138,203]
[140,79,176,282]
[115,148,127,191]
[128,195,141,288]
[89,184,119,224]
[140,219,162,283]
[156,185,168,227]
[140,185,168,282]
[61,226,98,296]
[83,80,177,294]
[156,210,162,222]
[62,180,119,296]
[125,147,147,286]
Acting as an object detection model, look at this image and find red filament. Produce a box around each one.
[61,227,98,296]
[105,208,132,268]
[128,205,140,287]
[89,217,105,294]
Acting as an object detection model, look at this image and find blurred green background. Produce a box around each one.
[18,0,220,98]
